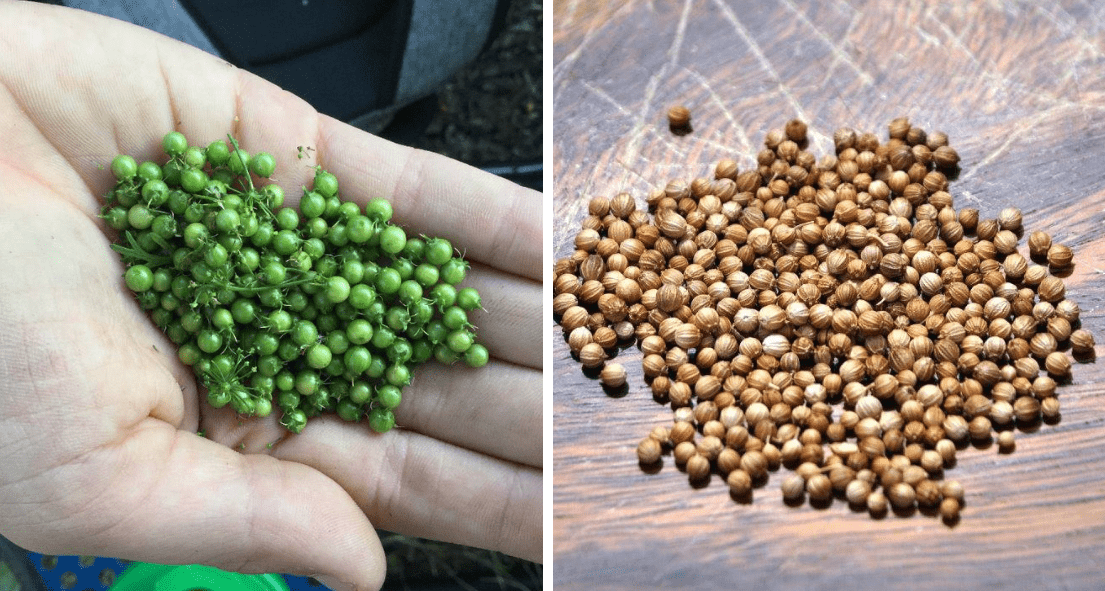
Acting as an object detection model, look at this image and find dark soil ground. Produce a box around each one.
[380,0,542,192]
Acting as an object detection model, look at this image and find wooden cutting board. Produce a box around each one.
[552,1,1105,589]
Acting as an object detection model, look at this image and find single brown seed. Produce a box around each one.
[940,497,961,521]
[686,454,711,481]
[1056,299,1082,322]
[587,196,611,217]
[641,354,666,378]
[1026,368,1052,393]
[806,473,833,502]
[781,474,806,502]
[1027,231,1052,258]
[1041,397,1061,420]
[725,425,750,450]
[696,435,724,462]
[935,439,957,465]
[715,159,739,180]
[637,437,662,464]
[668,380,692,407]
[920,450,944,474]
[1071,329,1096,355]
[595,325,620,348]
[991,400,1014,425]
[901,465,927,487]
[1045,351,1072,378]
[567,326,593,353]
[673,441,696,465]
[560,306,589,331]
[997,430,1016,452]
[887,482,916,510]
[702,420,726,440]
[599,363,627,388]
[933,145,960,169]
[968,415,992,441]
[761,443,782,470]
[785,119,808,143]
[574,228,601,251]
[740,450,768,479]
[867,490,889,515]
[716,448,742,474]
[578,342,606,369]
[845,479,872,506]
[553,293,578,316]
[997,207,1023,233]
[1047,243,1074,268]
[1013,396,1041,423]
[914,481,941,508]
[667,105,691,128]
[671,421,695,444]
[727,469,753,496]
[650,375,671,398]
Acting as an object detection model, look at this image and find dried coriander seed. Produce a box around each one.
[577,342,606,369]
[667,105,691,129]
[567,326,593,353]
[781,474,806,502]
[599,363,627,388]
[940,497,961,521]
[1027,231,1052,258]
[941,480,965,503]
[867,491,888,515]
[717,448,742,474]
[1071,329,1095,355]
[1047,243,1074,268]
[806,473,833,502]
[673,441,697,465]
[727,469,753,497]
[845,479,871,506]
[887,482,916,510]
[670,421,695,444]
[637,437,662,464]
[686,454,710,482]
[914,480,941,508]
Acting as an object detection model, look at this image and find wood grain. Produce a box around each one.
[552,1,1105,589]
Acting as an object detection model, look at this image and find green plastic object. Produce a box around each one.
[109,562,290,591]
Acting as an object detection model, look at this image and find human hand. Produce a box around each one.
[0,3,541,590]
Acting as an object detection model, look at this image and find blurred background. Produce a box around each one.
[6,0,542,590]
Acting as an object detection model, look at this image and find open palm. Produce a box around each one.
[0,3,541,590]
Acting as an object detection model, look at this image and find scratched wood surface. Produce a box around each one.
[552,1,1105,589]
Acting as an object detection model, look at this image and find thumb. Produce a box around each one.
[82,424,386,590]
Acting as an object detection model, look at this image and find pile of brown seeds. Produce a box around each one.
[553,117,1095,523]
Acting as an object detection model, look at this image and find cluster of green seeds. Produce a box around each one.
[102,131,488,433]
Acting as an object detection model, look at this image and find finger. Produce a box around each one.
[65,422,386,591]
[203,360,542,468]
[272,417,542,563]
[390,360,542,467]
[463,262,542,369]
[316,123,543,280]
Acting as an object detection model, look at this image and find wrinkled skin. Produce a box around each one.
[0,3,542,590]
